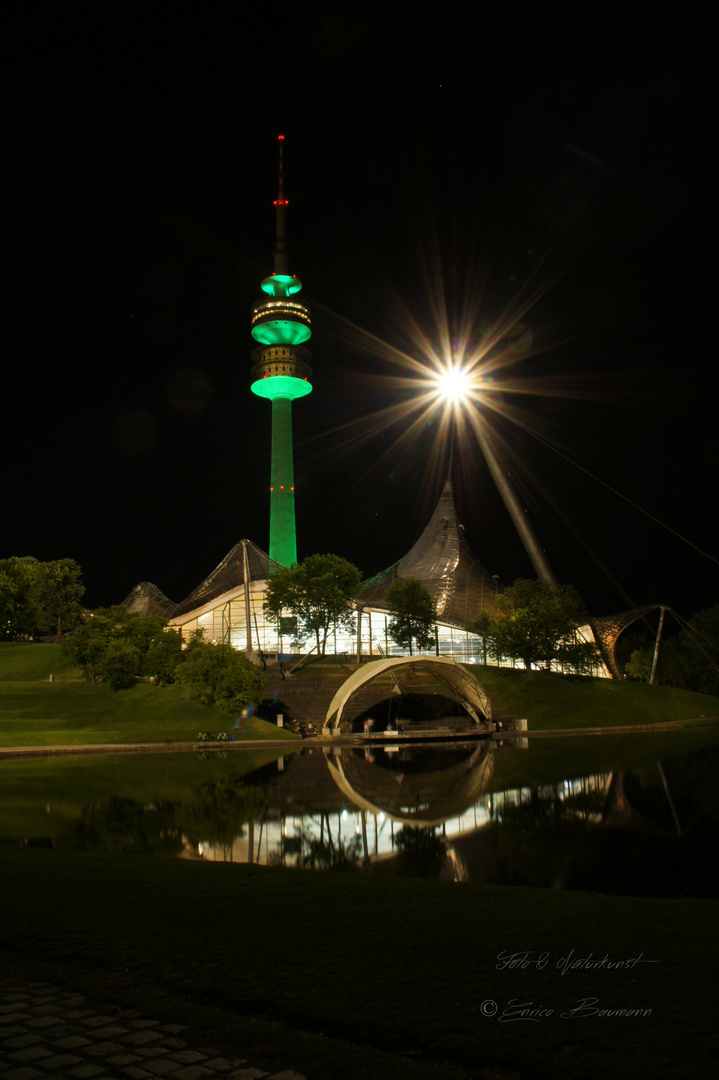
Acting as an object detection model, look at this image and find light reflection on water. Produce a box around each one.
[191,752,611,870]
[2,738,717,897]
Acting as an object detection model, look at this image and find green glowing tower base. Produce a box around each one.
[250,136,313,567]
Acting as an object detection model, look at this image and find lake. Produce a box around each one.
[2,729,717,897]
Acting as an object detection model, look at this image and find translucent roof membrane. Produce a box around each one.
[357,481,501,625]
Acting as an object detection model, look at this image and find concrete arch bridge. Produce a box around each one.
[322,656,494,736]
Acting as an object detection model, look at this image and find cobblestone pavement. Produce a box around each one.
[0,981,306,1080]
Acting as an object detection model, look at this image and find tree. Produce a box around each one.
[674,605,719,696]
[144,629,184,685]
[100,638,143,692]
[385,578,436,654]
[0,556,84,639]
[61,605,182,688]
[470,578,600,673]
[0,556,46,638]
[0,565,21,639]
[180,639,266,712]
[625,605,719,696]
[264,554,362,656]
[62,605,131,683]
[37,558,84,638]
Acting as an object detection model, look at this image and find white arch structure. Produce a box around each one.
[325,744,495,827]
[323,656,493,733]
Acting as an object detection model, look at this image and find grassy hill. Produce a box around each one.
[1,642,717,748]
[0,642,241,746]
[470,664,719,728]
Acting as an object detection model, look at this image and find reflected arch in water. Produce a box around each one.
[323,656,493,733]
[325,744,494,827]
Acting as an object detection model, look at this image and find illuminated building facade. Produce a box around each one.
[159,485,607,675]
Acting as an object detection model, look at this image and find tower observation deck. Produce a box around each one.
[250,135,313,567]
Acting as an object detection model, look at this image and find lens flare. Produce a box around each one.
[299,222,615,518]
[435,366,470,401]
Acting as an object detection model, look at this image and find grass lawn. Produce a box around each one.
[0,644,299,747]
[1,643,717,750]
[1,848,716,1080]
[470,664,719,729]
[0,676,228,746]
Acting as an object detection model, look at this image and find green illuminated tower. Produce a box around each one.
[250,135,313,567]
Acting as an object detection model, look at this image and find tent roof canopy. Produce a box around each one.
[121,582,177,619]
[171,540,283,619]
[355,481,500,626]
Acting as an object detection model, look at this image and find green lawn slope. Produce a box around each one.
[472,664,719,728]
[0,643,298,747]
[1,643,717,748]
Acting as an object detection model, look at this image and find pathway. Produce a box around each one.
[0,980,305,1080]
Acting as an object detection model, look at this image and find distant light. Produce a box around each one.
[278,134,285,140]
[438,367,470,400]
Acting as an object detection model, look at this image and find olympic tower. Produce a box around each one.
[250,135,313,567]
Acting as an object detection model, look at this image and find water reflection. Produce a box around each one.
[3,740,717,897]
[61,797,183,856]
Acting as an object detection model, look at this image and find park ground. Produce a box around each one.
[2,642,718,1079]
[1,642,718,749]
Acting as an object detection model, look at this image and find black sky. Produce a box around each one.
[7,5,717,624]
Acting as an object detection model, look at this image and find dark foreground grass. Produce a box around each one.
[1,848,716,1080]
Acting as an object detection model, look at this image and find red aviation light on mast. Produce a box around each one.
[272,134,290,277]
[276,135,286,202]
[274,140,288,204]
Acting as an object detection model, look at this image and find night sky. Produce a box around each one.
[8,7,717,625]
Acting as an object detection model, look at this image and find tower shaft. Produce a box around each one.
[270,395,297,566]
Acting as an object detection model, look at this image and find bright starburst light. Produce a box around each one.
[305,225,611,513]
[434,364,471,402]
